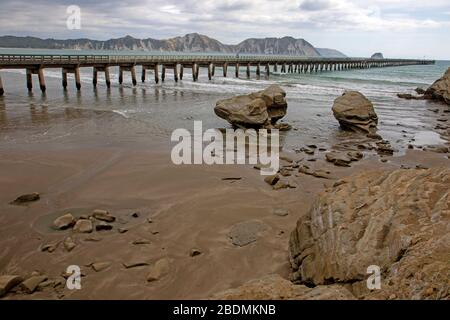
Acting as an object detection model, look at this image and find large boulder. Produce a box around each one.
[332,91,378,133]
[289,167,450,299]
[424,67,450,105]
[214,85,287,128]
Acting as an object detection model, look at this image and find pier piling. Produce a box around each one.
[0,74,3,96]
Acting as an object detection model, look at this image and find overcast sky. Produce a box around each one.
[1,0,449,59]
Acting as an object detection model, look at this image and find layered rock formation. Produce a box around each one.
[289,167,450,299]
[212,275,355,300]
[214,85,287,129]
[424,67,450,105]
[332,91,378,133]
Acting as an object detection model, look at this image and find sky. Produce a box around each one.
[1,0,449,59]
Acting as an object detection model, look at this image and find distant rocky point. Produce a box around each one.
[371,52,384,59]
[0,33,346,57]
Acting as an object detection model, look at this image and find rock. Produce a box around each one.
[0,275,23,297]
[189,248,202,257]
[367,132,382,140]
[280,155,294,163]
[132,239,151,245]
[273,180,289,190]
[40,242,58,253]
[52,213,75,230]
[415,87,426,95]
[211,275,355,300]
[73,219,93,233]
[424,67,450,105]
[273,208,289,217]
[20,275,48,294]
[347,151,363,161]
[96,221,113,231]
[63,237,76,252]
[264,174,280,186]
[424,145,449,154]
[376,141,394,155]
[332,91,378,133]
[214,85,287,128]
[371,52,384,59]
[10,192,40,205]
[221,177,242,181]
[228,220,268,247]
[289,167,450,299]
[92,209,115,222]
[325,152,352,167]
[118,228,128,234]
[273,123,292,131]
[397,93,423,100]
[298,165,330,179]
[146,258,171,282]
[123,261,149,269]
[131,212,140,218]
[91,261,112,272]
[279,168,292,177]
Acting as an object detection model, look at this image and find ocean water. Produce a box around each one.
[0,50,449,154]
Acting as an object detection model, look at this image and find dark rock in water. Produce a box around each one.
[415,87,426,95]
[228,220,267,247]
[214,85,287,128]
[0,275,23,297]
[397,93,424,100]
[424,67,450,105]
[10,192,40,205]
[371,52,384,59]
[332,91,378,134]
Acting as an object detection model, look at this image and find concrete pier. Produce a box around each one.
[0,53,435,95]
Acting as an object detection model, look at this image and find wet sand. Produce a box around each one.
[1,133,448,299]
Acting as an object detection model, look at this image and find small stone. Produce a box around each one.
[92,209,115,222]
[146,258,171,282]
[279,168,292,177]
[73,219,93,233]
[41,243,58,253]
[189,248,202,257]
[347,151,363,161]
[0,275,23,297]
[91,261,112,272]
[264,174,280,186]
[118,228,128,234]
[221,177,242,181]
[96,221,113,231]
[273,180,289,190]
[10,192,40,205]
[279,155,294,163]
[146,217,153,223]
[150,230,159,235]
[52,213,75,230]
[272,208,289,217]
[123,261,149,269]
[131,212,140,218]
[228,220,267,247]
[63,237,76,252]
[37,280,55,290]
[20,275,48,294]
[132,239,151,245]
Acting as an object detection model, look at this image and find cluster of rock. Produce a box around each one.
[52,209,116,234]
[397,67,450,105]
[214,85,289,129]
[289,167,450,299]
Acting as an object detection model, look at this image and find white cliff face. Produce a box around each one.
[0,34,335,56]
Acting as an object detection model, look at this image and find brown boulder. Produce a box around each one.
[211,275,355,300]
[425,67,450,105]
[214,85,287,128]
[289,167,450,299]
[332,91,378,133]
